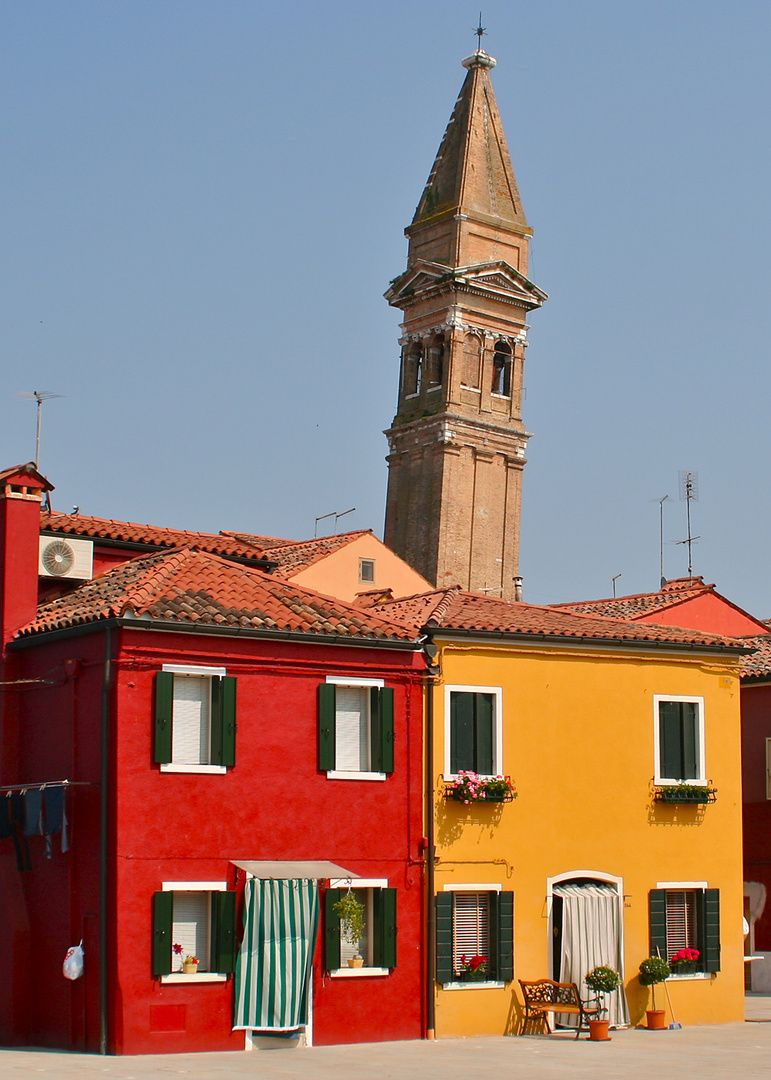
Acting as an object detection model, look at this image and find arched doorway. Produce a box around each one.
[547,872,629,1027]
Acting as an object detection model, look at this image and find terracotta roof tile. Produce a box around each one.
[41,511,271,562]
[255,532,373,577]
[378,588,748,650]
[19,547,416,642]
[550,578,712,620]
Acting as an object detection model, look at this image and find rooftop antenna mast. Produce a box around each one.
[611,573,622,598]
[657,494,670,588]
[676,471,699,577]
[17,389,64,468]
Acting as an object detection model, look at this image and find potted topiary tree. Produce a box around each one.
[333,890,365,967]
[638,956,671,1029]
[584,965,621,1041]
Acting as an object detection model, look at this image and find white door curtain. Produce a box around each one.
[233,878,320,1031]
[552,882,630,1028]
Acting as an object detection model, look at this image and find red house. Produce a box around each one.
[0,464,427,1054]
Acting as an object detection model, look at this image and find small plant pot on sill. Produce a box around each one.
[182,962,199,975]
[347,957,364,968]
[457,969,488,982]
[646,1009,666,1030]
[587,1019,611,1041]
[670,962,697,975]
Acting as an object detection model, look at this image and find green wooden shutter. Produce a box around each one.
[435,893,454,984]
[681,702,699,780]
[211,890,237,974]
[318,684,336,771]
[152,891,173,976]
[659,701,683,779]
[475,693,494,775]
[324,888,342,971]
[370,686,382,772]
[491,891,514,982]
[649,889,668,958]
[379,688,395,774]
[450,692,475,773]
[701,888,721,972]
[153,672,174,765]
[211,676,237,767]
[373,887,397,968]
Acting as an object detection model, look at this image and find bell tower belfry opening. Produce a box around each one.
[383,48,546,601]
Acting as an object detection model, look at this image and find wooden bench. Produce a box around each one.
[518,978,602,1038]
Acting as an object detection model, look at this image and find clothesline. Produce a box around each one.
[0,780,98,794]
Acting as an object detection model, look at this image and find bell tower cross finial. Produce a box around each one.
[474,13,487,50]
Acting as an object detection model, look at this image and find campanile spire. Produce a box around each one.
[383,49,546,601]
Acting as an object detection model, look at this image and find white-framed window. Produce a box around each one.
[651,881,720,976]
[653,695,705,783]
[154,664,236,774]
[444,685,503,777]
[318,676,393,780]
[325,878,397,977]
[153,881,235,983]
[359,558,376,584]
[436,884,512,987]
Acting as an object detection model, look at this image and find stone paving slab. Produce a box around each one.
[2,1001,771,1080]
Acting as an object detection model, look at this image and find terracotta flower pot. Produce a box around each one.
[588,1019,611,1041]
[347,957,364,968]
[646,1009,666,1030]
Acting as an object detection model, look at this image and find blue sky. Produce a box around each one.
[2,1,770,612]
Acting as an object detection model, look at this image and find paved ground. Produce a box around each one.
[2,996,770,1080]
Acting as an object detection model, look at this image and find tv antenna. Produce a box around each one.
[314,507,355,538]
[17,389,64,468]
[657,494,670,587]
[611,573,622,598]
[676,471,699,577]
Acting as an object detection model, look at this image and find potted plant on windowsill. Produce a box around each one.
[670,947,700,975]
[584,966,621,1041]
[456,954,489,982]
[444,771,517,804]
[333,890,365,968]
[654,783,717,804]
[639,956,671,1028]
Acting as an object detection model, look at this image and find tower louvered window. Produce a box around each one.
[492,341,512,396]
[462,333,481,389]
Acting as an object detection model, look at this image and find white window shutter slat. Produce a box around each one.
[334,687,369,772]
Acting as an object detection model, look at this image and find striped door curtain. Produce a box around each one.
[233,878,320,1031]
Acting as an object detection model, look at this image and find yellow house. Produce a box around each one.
[382,588,748,1035]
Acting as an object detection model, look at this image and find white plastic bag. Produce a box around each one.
[63,941,84,980]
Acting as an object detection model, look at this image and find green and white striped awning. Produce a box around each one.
[233,878,320,1031]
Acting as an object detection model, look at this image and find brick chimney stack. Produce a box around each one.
[0,464,53,651]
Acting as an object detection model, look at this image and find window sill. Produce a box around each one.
[667,972,712,981]
[326,771,387,782]
[160,764,228,775]
[328,967,389,978]
[426,384,441,392]
[459,385,481,393]
[441,980,505,990]
[490,392,511,400]
[161,973,228,984]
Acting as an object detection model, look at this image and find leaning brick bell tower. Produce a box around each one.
[383,46,546,601]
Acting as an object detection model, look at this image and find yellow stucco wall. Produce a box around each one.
[431,639,745,1036]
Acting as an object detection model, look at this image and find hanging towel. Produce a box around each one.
[43,786,69,857]
[23,789,43,837]
[10,793,31,870]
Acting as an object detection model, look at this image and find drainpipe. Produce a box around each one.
[99,625,112,1055]
[423,640,439,1040]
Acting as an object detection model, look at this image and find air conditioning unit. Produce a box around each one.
[38,536,94,580]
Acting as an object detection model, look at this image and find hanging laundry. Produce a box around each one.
[23,788,43,837]
[10,793,31,870]
[43,786,68,857]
